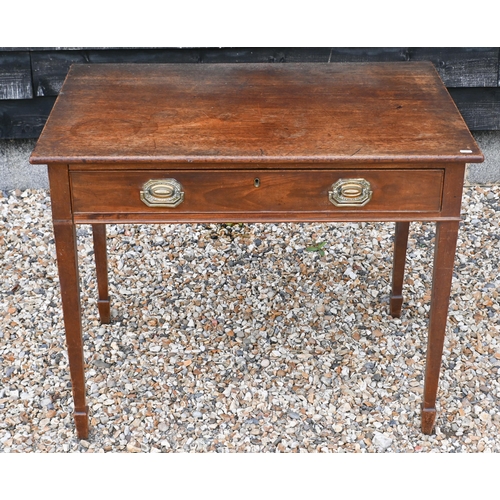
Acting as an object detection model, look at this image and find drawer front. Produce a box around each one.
[70,169,444,216]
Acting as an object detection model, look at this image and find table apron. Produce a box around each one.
[69,168,448,221]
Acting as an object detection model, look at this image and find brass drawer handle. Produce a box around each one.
[329,178,372,207]
[140,179,184,207]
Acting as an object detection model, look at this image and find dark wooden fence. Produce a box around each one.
[1,47,499,139]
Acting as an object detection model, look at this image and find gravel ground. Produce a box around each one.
[1,185,499,453]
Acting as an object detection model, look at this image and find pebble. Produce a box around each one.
[1,187,500,453]
[126,442,142,453]
[315,304,325,315]
[373,432,393,450]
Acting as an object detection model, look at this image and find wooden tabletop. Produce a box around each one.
[30,62,483,165]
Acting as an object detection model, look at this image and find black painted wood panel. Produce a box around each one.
[200,47,332,63]
[328,47,408,62]
[85,48,201,64]
[408,47,499,87]
[449,88,500,130]
[0,97,56,138]
[0,51,33,100]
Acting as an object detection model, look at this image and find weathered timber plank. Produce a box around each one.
[0,97,56,139]
[200,47,408,63]
[0,47,90,51]
[200,47,332,63]
[449,88,500,131]
[408,47,499,87]
[328,47,408,62]
[86,48,201,64]
[0,51,33,100]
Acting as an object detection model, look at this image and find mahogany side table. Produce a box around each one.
[30,62,483,439]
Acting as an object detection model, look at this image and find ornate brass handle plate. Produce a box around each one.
[329,178,372,207]
[140,179,184,207]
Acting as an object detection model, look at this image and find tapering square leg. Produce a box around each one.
[390,221,410,317]
[421,220,460,434]
[92,224,111,324]
[52,221,89,439]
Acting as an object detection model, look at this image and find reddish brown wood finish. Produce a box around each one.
[70,168,444,218]
[30,63,484,439]
[30,63,483,165]
[421,220,461,434]
[390,221,410,317]
[48,165,89,439]
[91,224,110,324]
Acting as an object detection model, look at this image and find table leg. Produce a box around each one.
[390,221,410,317]
[92,224,111,324]
[53,221,89,439]
[421,220,460,434]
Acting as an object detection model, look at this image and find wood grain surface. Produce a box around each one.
[70,168,444,216]
[30,62,483,165]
